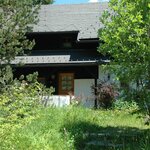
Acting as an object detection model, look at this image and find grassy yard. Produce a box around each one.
[1,106,150,150]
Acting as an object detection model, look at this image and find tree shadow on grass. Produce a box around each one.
[61,121,150,150]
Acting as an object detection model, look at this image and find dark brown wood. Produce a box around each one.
[94,78,98,109]
[58,73,74,95]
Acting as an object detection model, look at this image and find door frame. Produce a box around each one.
[58,72,74,95]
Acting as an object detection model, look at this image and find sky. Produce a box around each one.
[55,0,109,4]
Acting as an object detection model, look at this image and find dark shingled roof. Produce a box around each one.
[33,2,108,40]
[11,50,109,65]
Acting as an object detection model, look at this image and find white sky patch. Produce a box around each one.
[88,0,99,3]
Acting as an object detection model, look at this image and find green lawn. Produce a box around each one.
[1,106,150,150]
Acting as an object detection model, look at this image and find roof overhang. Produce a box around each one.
[11,55,109,67]
[77,38,99,43]
[27,31,79,35]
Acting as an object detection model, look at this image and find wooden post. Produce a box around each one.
[94,78,98,109]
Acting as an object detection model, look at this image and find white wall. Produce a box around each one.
[74,66,117,108]
[74,79,95,108]
[41,95,71,107]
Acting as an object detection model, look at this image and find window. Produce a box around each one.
[62,37,72,48]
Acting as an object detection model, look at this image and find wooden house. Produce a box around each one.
[12,3,111,107]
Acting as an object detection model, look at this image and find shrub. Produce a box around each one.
[91,81,118,109]
[1,83,38,125]
[0,74,54,124]
[112,99,139,112]
[0,73,54,148]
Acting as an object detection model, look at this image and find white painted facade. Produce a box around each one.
[74,79,95,108]
[43,65,116,108]
[73,65,116,108]
[41,95,71,107]
[43,79,95,108]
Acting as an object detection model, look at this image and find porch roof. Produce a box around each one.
[11,55,109,66]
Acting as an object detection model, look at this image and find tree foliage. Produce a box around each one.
[0,0,40,87]
[99,0,150,100]
[0,0,39,64]
[33,0,54,5]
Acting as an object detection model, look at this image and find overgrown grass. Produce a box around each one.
[1,106,150,150]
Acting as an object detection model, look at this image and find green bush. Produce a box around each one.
[112,99,139,112]
[0,73,54,149]
[1,81,39,122]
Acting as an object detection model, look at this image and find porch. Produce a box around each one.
[12,53,110,108]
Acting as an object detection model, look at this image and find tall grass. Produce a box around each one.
[1,106,150,150]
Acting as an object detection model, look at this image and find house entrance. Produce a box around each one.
[58,73,74,95]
